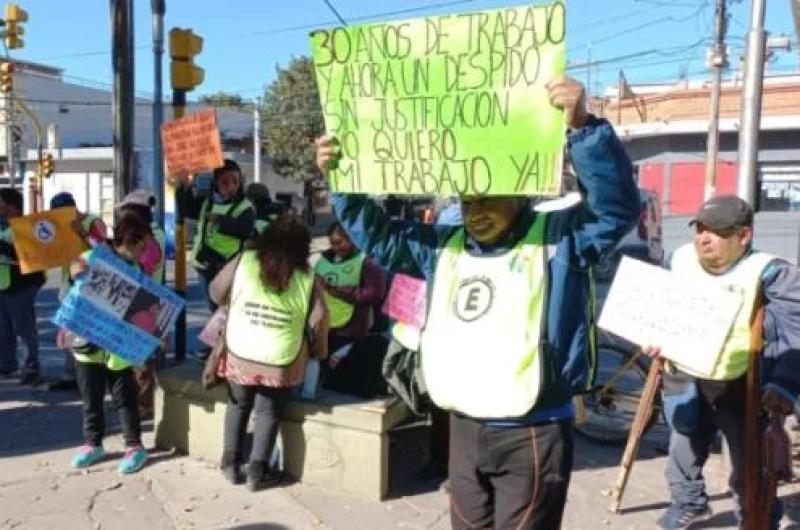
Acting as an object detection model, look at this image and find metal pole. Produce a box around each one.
[111,0,135,204]
[586,45,592,99]
[151,0,165,226]
[173,89,186,361]
[736,0,767,208]
[5,87,14,191]
[704,0,727,201]
[253,96,261,183]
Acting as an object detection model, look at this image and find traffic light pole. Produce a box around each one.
[173,89,187,362]
[5,86,14,191]
[151,0,165,227]
[111,0,135,203]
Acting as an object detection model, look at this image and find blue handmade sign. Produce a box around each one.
[53,245,184,366]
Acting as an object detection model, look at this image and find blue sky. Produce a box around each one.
[10,0,800,101]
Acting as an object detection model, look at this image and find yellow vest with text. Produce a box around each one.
[192,198,253,266]
[313,252,365,329]
[72,248,135,371]
[225,250,312,366]
[420,216,549,418]
[671,244,774,381]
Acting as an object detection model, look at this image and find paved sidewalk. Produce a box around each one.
[4,378,800,530]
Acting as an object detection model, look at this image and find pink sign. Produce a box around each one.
[199,307,228,347]
[382,273,427,329]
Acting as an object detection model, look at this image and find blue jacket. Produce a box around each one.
[332,117,641,424]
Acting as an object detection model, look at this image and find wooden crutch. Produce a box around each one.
[608,355,665,513]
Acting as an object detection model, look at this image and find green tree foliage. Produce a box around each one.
[262,56,324,182]
[199,91,245,109]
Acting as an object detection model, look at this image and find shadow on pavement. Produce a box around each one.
[226,523,289,530]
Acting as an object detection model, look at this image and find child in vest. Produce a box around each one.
[68,213,154,474]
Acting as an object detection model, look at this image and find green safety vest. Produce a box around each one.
[671,244,774,381]
[225,250,312,366]
[0,226,12,291]
[191,198,253,267]
[420,215,549,418]
[151,224,166,283]
[314,252,365,329]
[71,248,136,371]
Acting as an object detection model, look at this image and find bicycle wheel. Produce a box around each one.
[575,345,659,445]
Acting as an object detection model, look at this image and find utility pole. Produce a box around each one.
[736,0,767,208]
[2,4,28,192]
[253,96,261,183]
[169,27,203,362]
[151,0,165,226]
[704,0,727,201]
[111,0,135,204]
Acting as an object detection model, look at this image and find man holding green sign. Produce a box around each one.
[314,3,640,528]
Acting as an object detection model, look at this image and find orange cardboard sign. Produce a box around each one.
[9,207,86,274]
[161,109,224,178]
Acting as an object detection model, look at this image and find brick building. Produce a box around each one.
[593,73,800,214]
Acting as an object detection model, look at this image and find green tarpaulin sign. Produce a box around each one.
[310,2,566,196]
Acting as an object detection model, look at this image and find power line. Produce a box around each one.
[569,1,710,52]
[249,0,474,36]
[320,0,347,26]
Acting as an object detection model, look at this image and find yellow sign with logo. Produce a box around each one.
[10,207,87,274]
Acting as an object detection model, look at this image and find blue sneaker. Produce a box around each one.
[117,446,148,474]
[657,504,712,529]
[71,445,106,468]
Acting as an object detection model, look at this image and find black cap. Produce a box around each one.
[689,195,753,231]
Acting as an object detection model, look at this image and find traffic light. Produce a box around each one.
[4,3,28,50]
[169,28,204,91]
[0,61,14,93]
[40,152,53,177]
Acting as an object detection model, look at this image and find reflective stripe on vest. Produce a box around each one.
[671,244,774,381]
[420,215,549,418]
[0,226,11,290]
[314,252,365,329]
[225,250,312,366]
[192,198,253,263]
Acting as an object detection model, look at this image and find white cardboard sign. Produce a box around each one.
[597,257,743,377]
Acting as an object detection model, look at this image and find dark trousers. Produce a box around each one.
[198,264,223,313]
[74,361,141,447]
[430,405,450,467]
[665,376,781,528]
[223,383,290,470]
[0,284,41,375]
[449,414,574,530]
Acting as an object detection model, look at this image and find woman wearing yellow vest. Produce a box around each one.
[209,212,328,491]
[645,196,800,530]
[67,213,154,475]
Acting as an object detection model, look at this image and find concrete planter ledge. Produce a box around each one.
[154,362,411,501]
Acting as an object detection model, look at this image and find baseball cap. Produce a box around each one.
[50,191,76,209]
[117,189,156,210]
[689,195,753,231]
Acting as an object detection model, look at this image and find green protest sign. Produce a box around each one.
[310,2,566,196]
